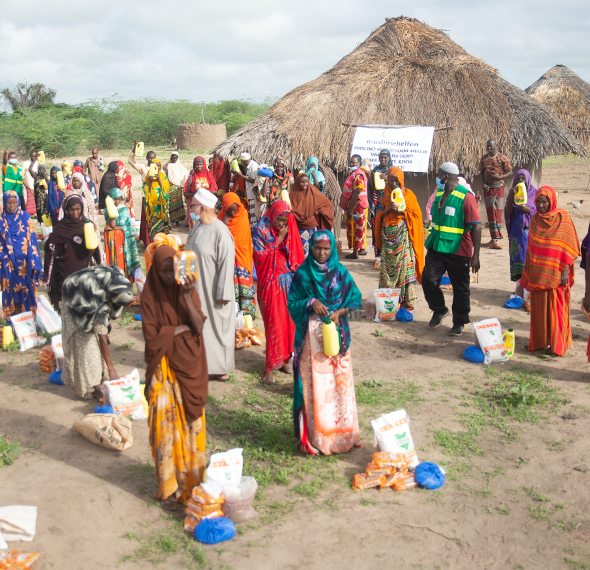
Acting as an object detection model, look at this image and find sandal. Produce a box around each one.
[345,253,359,259]
[279,361,293,375]
[161,499,182,511]
[212,374,230,382]
[262,373,278,385]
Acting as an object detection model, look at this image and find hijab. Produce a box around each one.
[141,245,209,420]
[373,149,393,174]
[145,233,179,274]
[61,266,132,333]
[504,168,538,234]
[190,156,218,194]
[290,173,334,231]
[374,167,424,283]
[306,157,326,187]
[218,192,253,273]
[2,190,24,236]
[166,152,189,187]
[521,186,580,292]
[47,166,64,222]
[99,161,119,209]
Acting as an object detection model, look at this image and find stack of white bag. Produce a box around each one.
[473,318,508,364]
[371,409,419,468]
[205,448,258,523]
[10,312,46,352]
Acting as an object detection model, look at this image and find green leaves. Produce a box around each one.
[0,436,21,466]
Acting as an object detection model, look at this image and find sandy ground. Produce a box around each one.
[2,154,590,570]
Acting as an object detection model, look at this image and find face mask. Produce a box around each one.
[436,177,446,190]
[9,158,17,165]
[349,165,358,172]
[190,212,201,223]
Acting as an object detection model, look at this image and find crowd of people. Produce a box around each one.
[1,140,586,510]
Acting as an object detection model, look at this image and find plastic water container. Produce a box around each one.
[280,189,291,205]
[62,162,72,176]
[514,182,527,206]
[391,188,406,211]
[41,213,52,227]
[374,172,386,190]
[37,151,46,165]
[2,325,14,348]
[56,170,66,190]
[322,318,340,356]
[502,328,515,358]
[84,222,99,250]
[244,315,253,329]
[148,162,158,178]
[105,196,119,219]
[231,158,239,172]
[135,142,144,157]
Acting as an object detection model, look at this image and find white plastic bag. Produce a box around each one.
[373,288,401,322]
[101,369,147,420]
[371,409,419,468]
[51,334,64,370]
[133,220,141,237]
[205,448,243,486]
[41,223,53,238]
[10,312,46,352]
[235,310,246,331]
[473,318,508,365]
[134,269,146,294]
[36,295,62,333]
[221,476,258,523]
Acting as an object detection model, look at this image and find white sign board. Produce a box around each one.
[350,126,435,172]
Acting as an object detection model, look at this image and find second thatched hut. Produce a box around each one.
[526,64,590,152]
[215,16,586,211]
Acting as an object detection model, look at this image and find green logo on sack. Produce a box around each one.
[395,432,410,450]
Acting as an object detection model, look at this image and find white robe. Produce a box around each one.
[186,219,236,375]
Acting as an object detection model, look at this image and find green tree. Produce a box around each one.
[1,82,57,111]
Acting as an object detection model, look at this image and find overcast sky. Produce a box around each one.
[1,0,589,108]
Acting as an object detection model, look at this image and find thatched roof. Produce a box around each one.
[215,17,586,175]
[525,65,590,150]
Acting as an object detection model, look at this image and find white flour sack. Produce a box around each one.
[101,369,147,420]
[473,318,508,364]
[373,288,401,322]
[10,312,46,351]
[371,409,419,468]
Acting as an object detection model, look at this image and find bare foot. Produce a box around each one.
[279,360,293,374]
[262,371,277,385]
[345,253,359,259]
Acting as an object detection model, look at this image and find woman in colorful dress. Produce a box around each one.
[104,188,141,280]
[306,156,326,195]
[0,191,43,317]
[290,172,334,257]
[288,230,362,455]
[504,169,537,304]
[521,186,579,356]
[164,151,189,226]
[374,167,424,312]
[144,159,171,240]
[342,155,370,259]
[268,157,294,204]
[254,200,304,384]
[218,192,257,317]
[368,149,393,267]
[115,160,135,220]
[34,164,49,224]
[183,157,218,229]
[71,159,98,204]
[141,245,208,509]
[47,166,65,224]
[145,233,179,275]
[44,195,101,310]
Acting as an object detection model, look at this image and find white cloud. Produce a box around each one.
[1,0,589,107]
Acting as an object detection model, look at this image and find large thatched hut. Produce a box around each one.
[215,17,585,213]
[525,65,590,151]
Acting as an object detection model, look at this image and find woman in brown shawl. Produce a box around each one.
[141,245,208,510]
[290,172,334,257]
[44,194,100,311]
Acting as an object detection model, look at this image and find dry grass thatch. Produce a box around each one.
[215,17,587,176]
[525,64,590,150]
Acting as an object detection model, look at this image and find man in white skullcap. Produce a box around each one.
[422,162,481,337]
[185,189,236,379]
[231,152,259,231]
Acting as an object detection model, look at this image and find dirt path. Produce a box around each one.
[2,155,590,570]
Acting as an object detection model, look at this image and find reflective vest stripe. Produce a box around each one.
[433,224,464,235]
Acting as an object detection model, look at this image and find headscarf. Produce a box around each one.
[141,245,209,420]
[190,156,218,194]
[520,186,580,292]
[145,233,179,274]
[306,157,326,187]
[61,266,132,333]
[47,166,64,223]
[115,160,134,219]
[166,152,189,187]
[373,149,393,174]
[369,149,394,215]
[374,166,424,283]
[253,200,304,278]
[504,168,537,234]
[209,156,231,192]
[99,161,119,209]
[218,192,253,273]
[0,191,43,315]
[290,172,334,231]
[44,194,98,309]
[72,160,97,203]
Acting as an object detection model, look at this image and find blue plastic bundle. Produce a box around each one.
[504,295,524,309]
[94,405,114,414]
[49,369,65,385]
[396,307,414,322]
[415,461,445,490]
[195,517,236,544]
[257,167,273,178]
[135,314,142,321]
[463,345,485,363]
[253,265,257,281]
[440,275,451,286]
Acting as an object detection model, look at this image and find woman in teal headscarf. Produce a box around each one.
[288,230,361,455]
[306,157,326,195]
[104,187,141,280]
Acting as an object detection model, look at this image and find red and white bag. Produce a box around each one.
[474,318,508,364]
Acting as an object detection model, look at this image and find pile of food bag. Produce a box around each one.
[352,451,417,491]
[235,328,265,350]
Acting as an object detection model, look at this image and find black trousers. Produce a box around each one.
[421,249,472,325]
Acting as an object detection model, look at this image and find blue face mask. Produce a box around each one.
[436,177,446,189]
[349,165,358,172]
[8,158,17,165]
[190,212,201,223]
